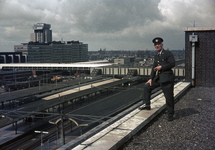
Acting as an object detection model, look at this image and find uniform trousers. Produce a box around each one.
[143,80,174,117]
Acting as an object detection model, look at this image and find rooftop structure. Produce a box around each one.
[30,23,52,43]
[184,27,215,87]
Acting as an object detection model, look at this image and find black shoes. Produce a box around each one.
[168,116,173,121]
[138,105,151,110]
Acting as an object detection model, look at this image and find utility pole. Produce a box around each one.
[60,110,65,146]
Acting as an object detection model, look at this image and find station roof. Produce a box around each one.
[1,78,130,123]
[0,61,114,70]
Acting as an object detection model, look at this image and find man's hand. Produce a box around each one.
[145,79,152,86]
[154,65,162,71]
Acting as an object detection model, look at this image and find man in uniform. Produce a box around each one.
[139,37,175,121]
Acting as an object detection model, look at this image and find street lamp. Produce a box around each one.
[35,130,49,150]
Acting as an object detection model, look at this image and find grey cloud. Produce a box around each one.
[158,0,215,27]
[60,0,163,33]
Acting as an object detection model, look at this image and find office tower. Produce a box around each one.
[15,23,88,63]
[27,40,88,63]
[30,23,52,43]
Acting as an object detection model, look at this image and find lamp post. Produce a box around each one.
[35,130,49,150]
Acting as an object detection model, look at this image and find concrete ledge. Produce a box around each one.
[58,82,190,150]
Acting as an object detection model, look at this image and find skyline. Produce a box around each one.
[0,0,215,52]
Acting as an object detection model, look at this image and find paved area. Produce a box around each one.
[122,86,215,150]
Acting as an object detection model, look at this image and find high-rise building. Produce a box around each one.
[30,23,52,43]
[14,23,88,63]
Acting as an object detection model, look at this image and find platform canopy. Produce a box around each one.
[0,60,115,70]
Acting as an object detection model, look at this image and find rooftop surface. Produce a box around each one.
[122,86,215,150]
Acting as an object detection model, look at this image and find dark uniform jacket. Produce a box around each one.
[149,49,175,83]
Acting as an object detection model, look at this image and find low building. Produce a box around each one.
[0,52,26,63]
[114,58,134,67]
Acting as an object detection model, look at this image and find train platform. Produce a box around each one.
[57,81,191,150]
[0,77,101,104]
[0,119,40,145]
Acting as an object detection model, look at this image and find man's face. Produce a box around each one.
[154,43,163,52]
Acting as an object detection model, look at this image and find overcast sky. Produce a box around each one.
[0,0,215,52]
